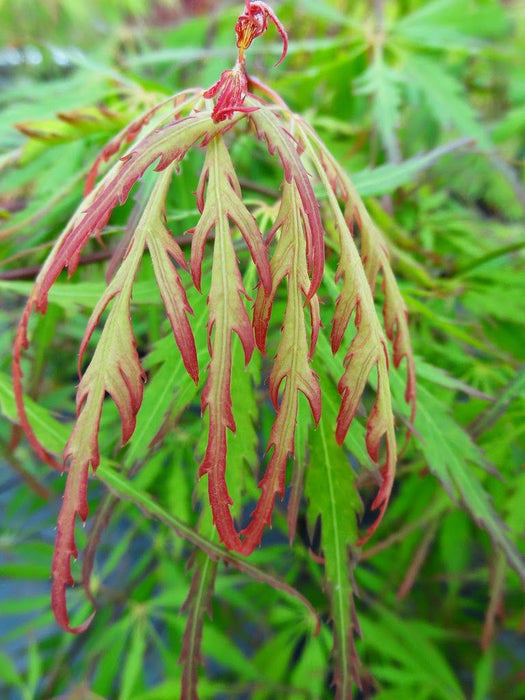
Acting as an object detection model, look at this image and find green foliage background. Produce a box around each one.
[1,0,524,698]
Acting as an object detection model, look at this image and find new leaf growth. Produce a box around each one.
[13,2,415,694]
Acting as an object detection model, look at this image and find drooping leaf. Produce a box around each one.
[124,289,209,468]
[10,32,417,647]
[145,172,198,384]
[1,366,320,635]
[247,102,325,300]
[299,120,416,542]
[241,176,321,554]
[226,282,261,515]
[12,102,235,470]
[51,169,164,632]
[302,121,416,411]
[190,134,270,551]
[53,166,194,631]
[83,92,198,195]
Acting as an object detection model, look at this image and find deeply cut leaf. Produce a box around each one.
[190,135,270,551]
[299,120,415,542]
[306,376,362,699]
[242,176,322,554]
[13,73,415,642]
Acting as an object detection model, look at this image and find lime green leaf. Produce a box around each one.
[190,134,270,552]
[352,138,474,197]
[402,378,525,584]
[302,120,416,541]
[0,651,23,688]
[395,0,508,50]
[354,54,402,161]
[119,617,148,700]
[0,370,68,453]
[406,55,491,150]
[247,176,322,553]
[360,608,465,699]
[306,377,361,698]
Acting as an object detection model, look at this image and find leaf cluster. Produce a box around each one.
[1,1,525,699]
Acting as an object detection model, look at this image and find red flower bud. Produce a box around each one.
[203,63,255,122]
[235,1,288,66]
